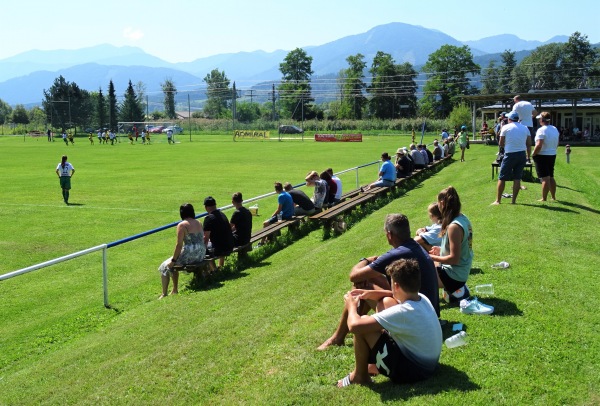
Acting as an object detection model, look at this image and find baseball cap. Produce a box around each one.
[499,112,507,117]
[396,148,404,155]
[461,125,467,130]
[506,111,519,121]
[203,196,216,206]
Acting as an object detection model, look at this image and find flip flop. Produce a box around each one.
[337,374,353,388]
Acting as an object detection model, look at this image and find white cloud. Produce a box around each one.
[123,27,144,41]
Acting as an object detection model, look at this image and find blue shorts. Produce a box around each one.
[499,151,527,181]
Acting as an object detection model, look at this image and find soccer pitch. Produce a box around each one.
[0,134,598,405]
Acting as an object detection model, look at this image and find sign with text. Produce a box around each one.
[314,133,363,142]
[233,130,270,141]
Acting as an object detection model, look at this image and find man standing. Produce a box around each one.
[284,183,315,216]
[167,128,174,144]
[492,111,531,205]
[512,95,537,152]
[230,192,253,248]
[203,196,235,270]
[318,214,439,350]
[55,155,75,205]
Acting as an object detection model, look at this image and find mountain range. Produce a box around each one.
[0,22,571,106]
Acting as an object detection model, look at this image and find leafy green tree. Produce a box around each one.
[340,53,367,119]
[203,69,231,119]
[28,106,46,127]
[520,43,563,90]
[119,80,144,123]
[42,75,91,131]
[420,45,480,118]
[448,104,471,132]
[481,60,501,94]
[236,102,260,122]
[0,98,12,125]
[562,32,599,88]
[510,64,531,94]
[278,48,314,120]
[161,78,177,119]
[499,50,517,93]
[368,52,418,119]
[11,104,29,124]
[108,80,118,130]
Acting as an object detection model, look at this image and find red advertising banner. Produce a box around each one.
[314,133,363,142]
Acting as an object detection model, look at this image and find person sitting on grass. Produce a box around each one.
[318,214,439,350]
[336,258,442,388]
[157,203,206,299]
[414,202,442,252]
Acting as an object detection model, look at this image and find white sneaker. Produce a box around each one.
[460,298,494,315]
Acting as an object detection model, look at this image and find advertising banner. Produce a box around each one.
[233,130,270,141]
[314,133,363,142]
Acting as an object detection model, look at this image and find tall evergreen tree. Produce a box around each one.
[108,80,118,131]
[481,60,501,94]
[499,50,517,93]
[42,75,91,131]
[97,87,106,130]
[119,80,144,124]
[161,78,177,119]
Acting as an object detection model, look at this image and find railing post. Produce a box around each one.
[356,168,359,189]
[103,246,109,308]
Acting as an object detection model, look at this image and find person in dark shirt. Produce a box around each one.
[230,192,252,247]
[318,214,439,350]
[203,196,234,270]
[394,148,411,178]
[284,182,316,215]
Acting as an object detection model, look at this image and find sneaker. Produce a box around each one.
[443,285,471,304]
[460,298,494,315]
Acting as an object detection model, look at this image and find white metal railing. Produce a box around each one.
[0,161,381,307]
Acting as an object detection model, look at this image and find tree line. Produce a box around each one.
[0,31,598,131]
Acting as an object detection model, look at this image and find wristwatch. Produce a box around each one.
[360,257,371,264]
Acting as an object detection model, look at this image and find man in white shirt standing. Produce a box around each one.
[492,111,531,205]
[55,155,75,205]
[512,95,537,156]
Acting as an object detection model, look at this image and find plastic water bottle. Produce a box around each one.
[491,261,510,269]
[277,212,282,222]
[474,284,494,295]
[445,331,468,348]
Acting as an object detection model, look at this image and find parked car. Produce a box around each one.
[163,125,183,134]
[278,125,304,134]
[149,126,165,133]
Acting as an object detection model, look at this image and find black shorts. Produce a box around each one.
[533,154,556,178]
[368,331,433,384]
[436,266,465,293]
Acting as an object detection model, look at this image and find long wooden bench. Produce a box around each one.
[310,192,375,230]
[232,215,304,254]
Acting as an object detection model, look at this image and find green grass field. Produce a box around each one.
[0,134,598,405]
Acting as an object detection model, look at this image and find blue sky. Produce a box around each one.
[2,0,599,62]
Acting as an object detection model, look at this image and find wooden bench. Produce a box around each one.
[232,216,304,253]
[491,161,533,180]
[310,192,375,230]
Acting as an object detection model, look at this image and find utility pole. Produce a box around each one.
[247,89,255,104]
[271,84,276,121]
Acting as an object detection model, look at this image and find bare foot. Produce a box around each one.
[537,198,547,202]
[158,294,166,300]
[317,336,345,350]
[491,201,500,205]
[368,364,380,376]
[170,290,178,295]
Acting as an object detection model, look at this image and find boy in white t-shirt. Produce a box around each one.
[337,258,442,388]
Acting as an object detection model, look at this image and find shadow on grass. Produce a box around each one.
[556,185,580,192]
[481,297,523,316]
[374,363,479,401]
[469,267,483,275]
[556,200,600,215]
[67,203,85,206]
[184,221,317,292]
[520,203,578,213]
